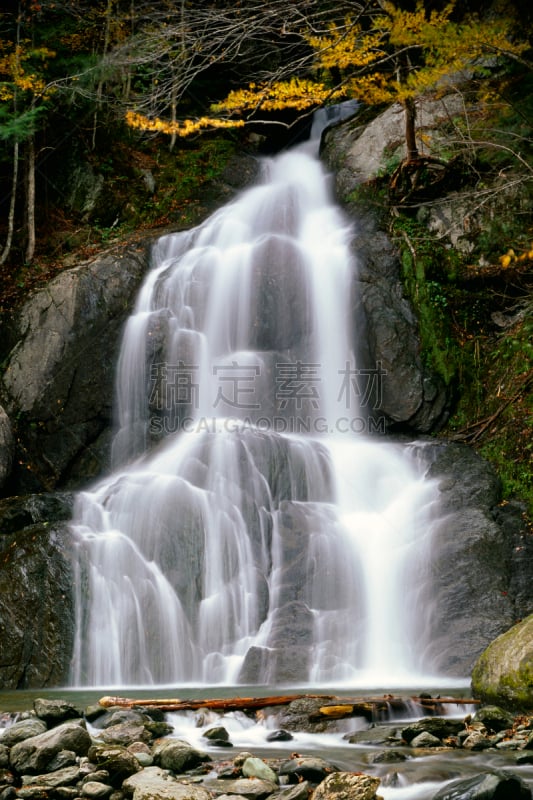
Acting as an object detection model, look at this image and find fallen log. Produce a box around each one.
[99,693,479,714]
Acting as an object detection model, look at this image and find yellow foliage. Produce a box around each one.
[499,250,514,268]
[499,244,533,267]
[306,1,528,108]
[126,0,529,141]
[0,40,56,99]
[307,21,385,71]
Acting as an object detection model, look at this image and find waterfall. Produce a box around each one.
[70,116,443,688]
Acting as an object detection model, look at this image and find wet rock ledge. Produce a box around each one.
[0,698,532,800]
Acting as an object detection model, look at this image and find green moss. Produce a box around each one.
[393,215,458,386]
[135,136,239,229]
[447,309,533,515]
[472,616,533,711]
[498,664,533,708]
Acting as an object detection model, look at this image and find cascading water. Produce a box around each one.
[70,113,444,688]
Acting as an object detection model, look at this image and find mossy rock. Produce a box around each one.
[471,614,533,711]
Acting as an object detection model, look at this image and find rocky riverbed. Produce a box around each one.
[1,697,532,800]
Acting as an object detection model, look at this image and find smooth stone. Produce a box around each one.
[410,731,442,748]
[273,782,311,800]
[462,732,492,751]
[265,730,293,742]
[242,757,278,784]
[202,727,229,742]
[33,699,81,725]
[81,782,114,799]
[367,749,409,764]
[153,740,210,773]
[21,766,80,787]
[202,778,278,799]
[278,755,338,784]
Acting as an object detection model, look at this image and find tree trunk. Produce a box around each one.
[404,96,419,161]
[169,80,178,152]
[0,141,19,266]
[92,0,113,150]
[1,4,22,266]
[25,135,36,263]
[123,0,135,101]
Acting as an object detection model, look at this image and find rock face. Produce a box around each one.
[322,95,465,188]
[0,493,74,689]
[471,615,533,711]
[322,105,455,433]
[418,441,521,677]
[351,220,448,431]
[0,246,149,494]
[0,404,13,490]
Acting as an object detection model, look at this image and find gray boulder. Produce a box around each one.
[87,744,141,785]
[80,782,113,800]
[278,755,338,784]
[9,721,91,775]
[471,614,533,711]
[432,770,532,799]
[0,719,47,747]
[152,740,210,773]
[33,699,81,725]
[98,724,151,747]
[274,783,311,800]
[123,767,211,800]
[242,757,278,784]
[21,766,81,787]
[410,731,443,749]
[312,772,381,800]
[401,718,464,744]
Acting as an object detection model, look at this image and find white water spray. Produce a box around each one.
[70,115,443,687]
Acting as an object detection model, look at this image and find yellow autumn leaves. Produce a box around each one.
[125,110,244,137]
[211,78,345,114]
[127,78,344,135]
[307,21,385,71]
[499,245,533,269]
[0,42,56,101]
